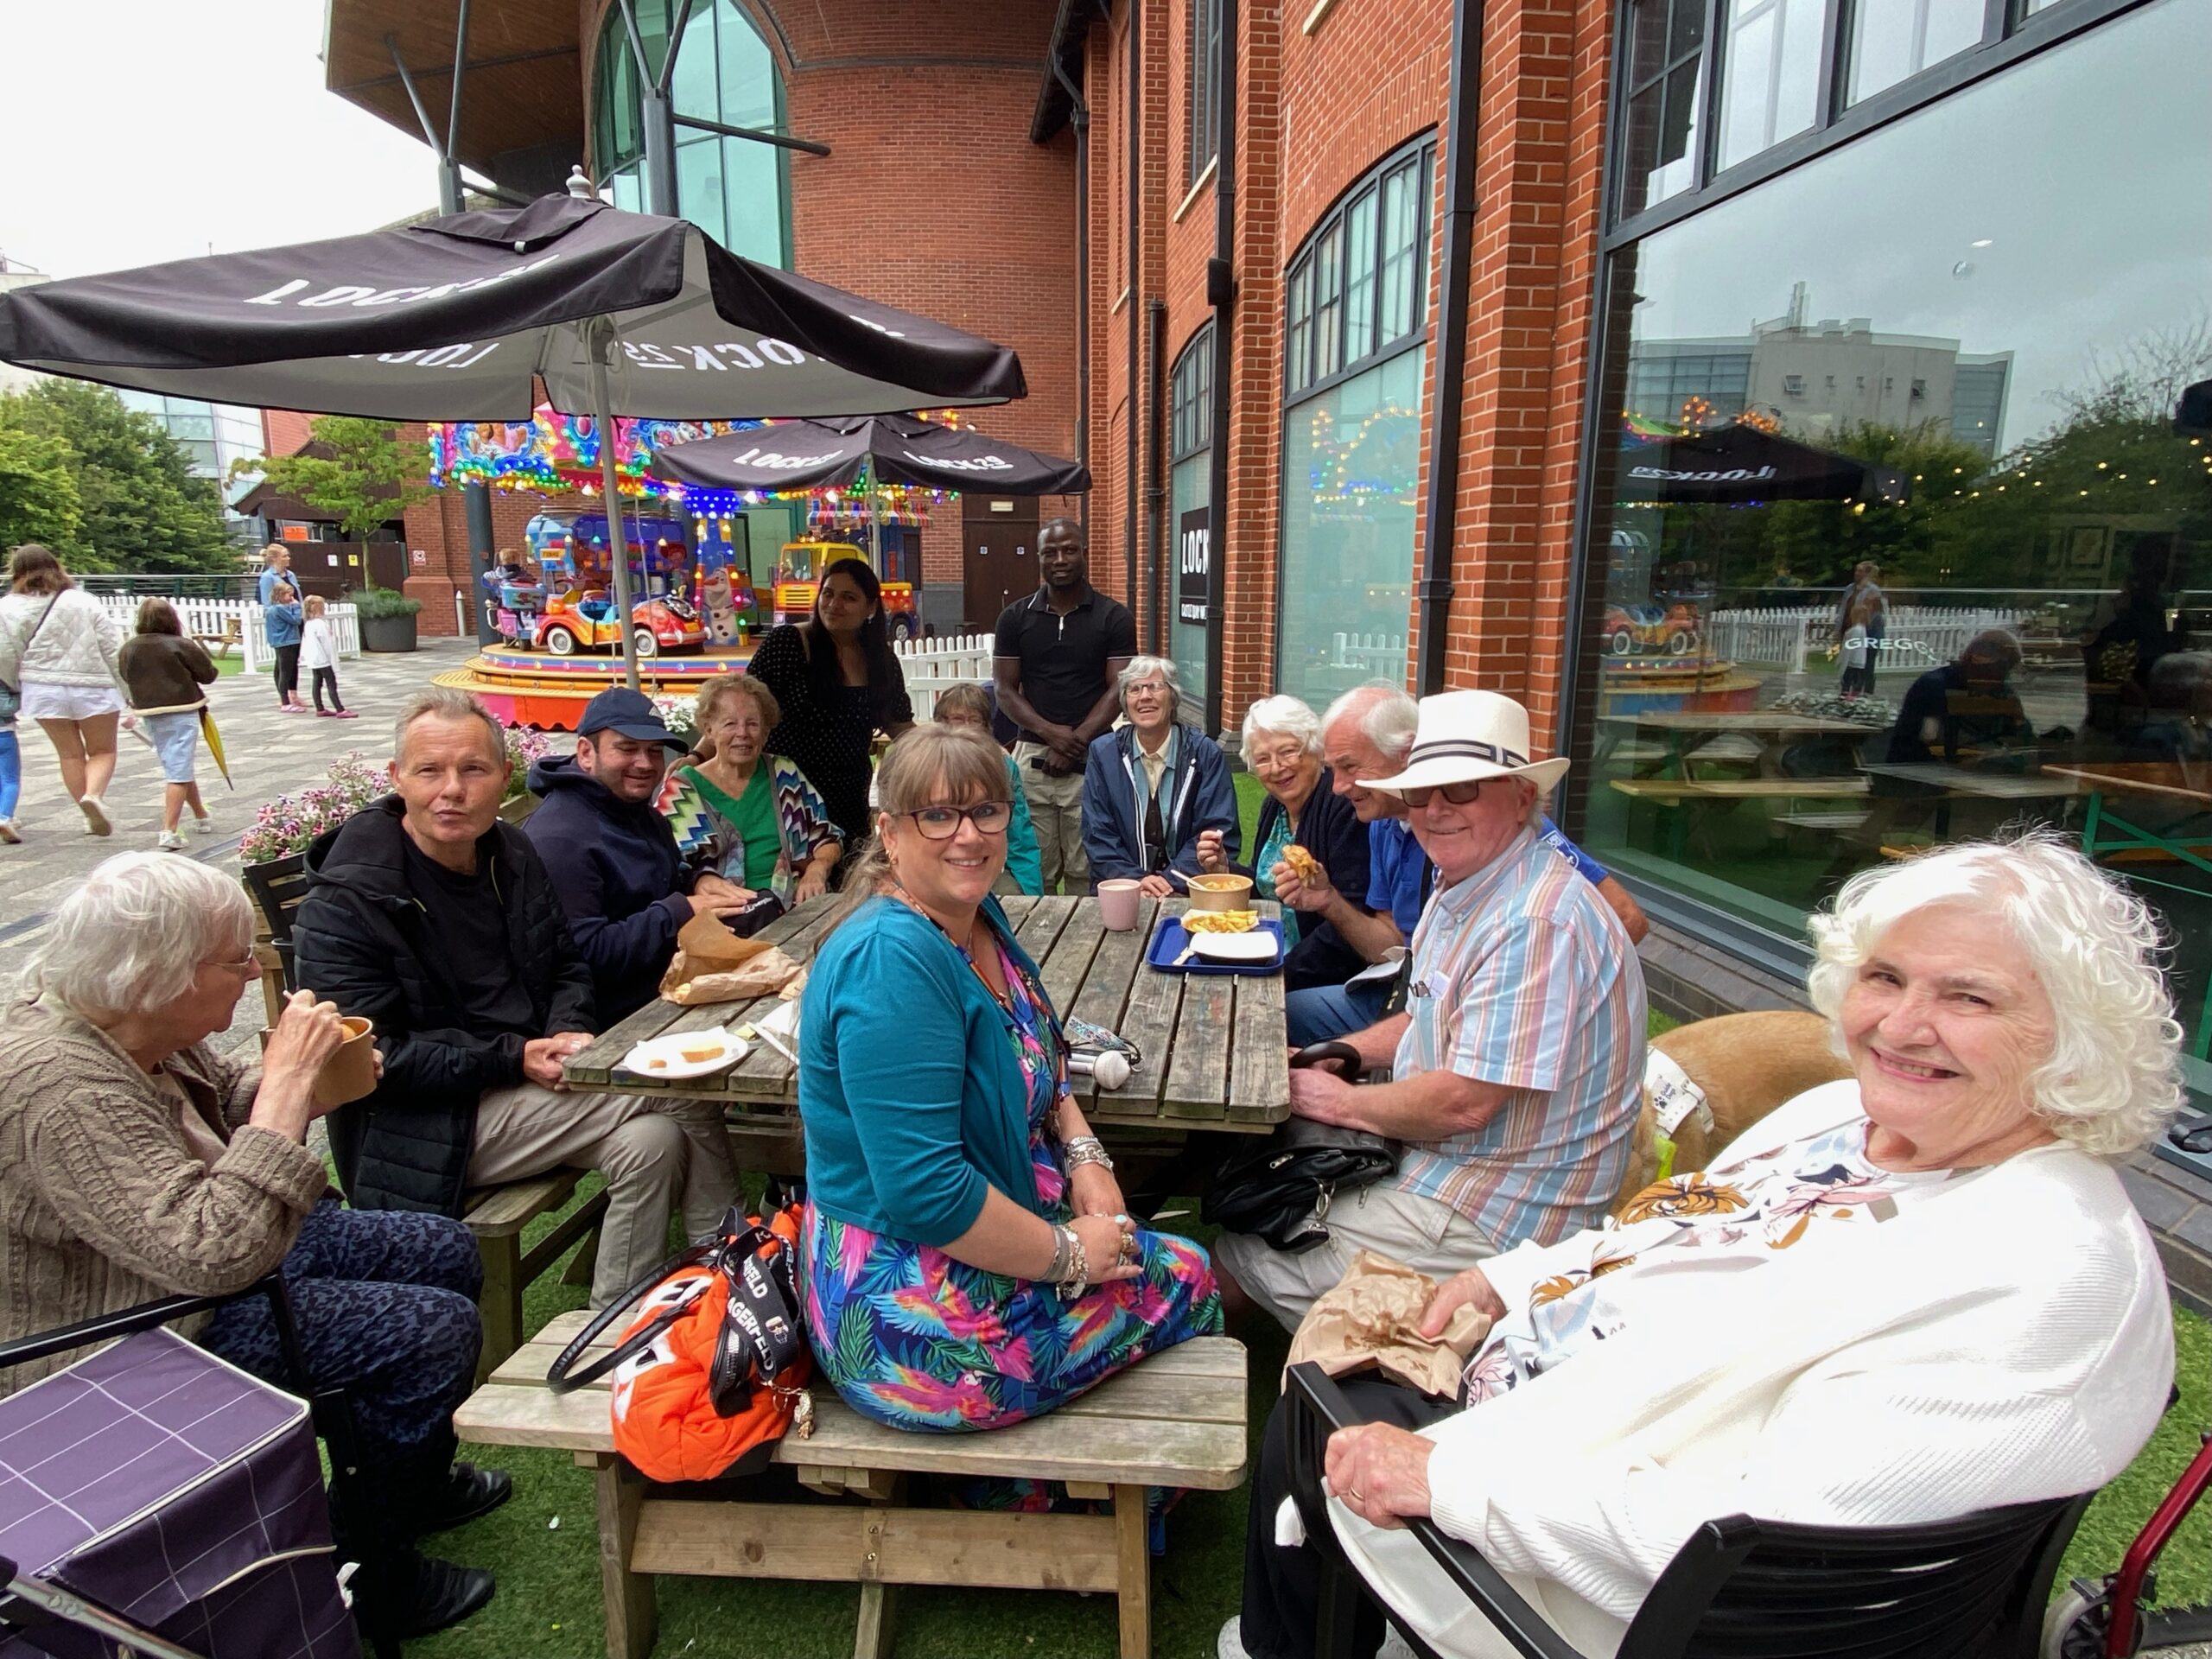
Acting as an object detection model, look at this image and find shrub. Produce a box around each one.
[349,585,423,620]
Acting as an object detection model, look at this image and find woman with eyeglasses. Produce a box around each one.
[0,852,506,1637]
[796,724,1223,1436]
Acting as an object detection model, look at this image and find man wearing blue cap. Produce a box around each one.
[528,687,758,1024]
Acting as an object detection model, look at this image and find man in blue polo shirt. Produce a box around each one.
[1280,683,1647,1046]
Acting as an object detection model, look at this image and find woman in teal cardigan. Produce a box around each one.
[798,724,1220,1434]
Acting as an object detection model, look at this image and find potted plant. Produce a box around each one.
[352,585,423,652]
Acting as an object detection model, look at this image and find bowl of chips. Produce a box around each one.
[1186,873,1255,912]
[1182,908,1258,934]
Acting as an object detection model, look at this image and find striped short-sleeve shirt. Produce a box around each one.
[1390,828,1646,1250]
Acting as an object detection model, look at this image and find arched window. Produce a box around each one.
[592,0,791,265]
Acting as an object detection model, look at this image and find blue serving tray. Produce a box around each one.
[1146,915,1287,976]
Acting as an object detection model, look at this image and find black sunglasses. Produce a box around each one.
[1400,779,1486,810]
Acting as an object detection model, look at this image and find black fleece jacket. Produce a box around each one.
[525,754,692,1024]
[290,795,596,1217]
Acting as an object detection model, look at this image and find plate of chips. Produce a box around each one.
[621,1025,751,1080]
[1182,908,1258,934]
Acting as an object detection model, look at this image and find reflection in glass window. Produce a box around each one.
[1277,349,1425,708]
[1284,142,1433,397]
[1313,223,1344,385]
[1582,0,2212,1079]
[1188,0,1223,186]
[1379,161,1426,342]
[1169,329,1214,711]
[592,0,788,264]
[1344,190,1377,365]
[1287,260,1314,394]
[1846,0,1987,105]
[1618,0,1707,217]
[1717,0,1823,170]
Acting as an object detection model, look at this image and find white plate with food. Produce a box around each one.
[622,1026,750,1080]
[1191,929,1281,964]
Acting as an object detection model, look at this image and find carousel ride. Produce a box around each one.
[427,408,945,728]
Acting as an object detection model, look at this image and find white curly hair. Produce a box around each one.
[23,852,255,1020]
[1805,834,2183,1159]
[1240,695,1322,761]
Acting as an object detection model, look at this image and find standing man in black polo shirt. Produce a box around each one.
[993,518,1137,893]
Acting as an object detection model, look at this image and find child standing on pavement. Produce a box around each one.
[302,595,353,719]
[117,597,218,849]
[265,582,309,713]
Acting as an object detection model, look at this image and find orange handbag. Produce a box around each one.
[546,1202,814,1483]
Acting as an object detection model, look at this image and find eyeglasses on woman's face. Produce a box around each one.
[905,801,1013,839]
[1400,779,1486,810]
[199,952,261,980]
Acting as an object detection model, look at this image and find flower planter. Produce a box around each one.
[359,613,418,652]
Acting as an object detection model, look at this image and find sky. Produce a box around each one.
[2,1,444,279]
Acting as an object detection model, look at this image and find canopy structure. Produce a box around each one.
[1618,421,1910,505]
[653,413,1089,495]
[0,177,1027,686]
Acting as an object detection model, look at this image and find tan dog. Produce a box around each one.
[1611,1010,1853,1215]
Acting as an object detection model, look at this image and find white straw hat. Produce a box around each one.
[1360,690,1570,796]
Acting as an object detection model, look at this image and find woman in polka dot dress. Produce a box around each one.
[746,557,915,846]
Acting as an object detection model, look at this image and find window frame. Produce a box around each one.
[1186,0,1223,188]
[1170,323,1215,464]
[1605,0,2148,248]
[1282,137,1438,408]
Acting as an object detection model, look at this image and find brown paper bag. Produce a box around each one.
[1284,1249,1492,1399]
[658,945,803,1007]
[676,912,772,975]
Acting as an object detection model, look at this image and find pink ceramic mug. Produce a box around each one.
[1096,878,1142,931]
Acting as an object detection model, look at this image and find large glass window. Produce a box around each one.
[1716,0,1824,170]
[1187,0,1222,187]
[1845,0,1987,103]
[1285,142,1434,397]
[1578,0,2212,1081]
[592,0,790,264]
[1170,328,1214,714]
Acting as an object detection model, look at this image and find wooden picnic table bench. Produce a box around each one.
[456,1308,1249,1659]
[193,616,243,658]
[564,893,1292,1136]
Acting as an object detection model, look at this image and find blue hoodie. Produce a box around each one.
[526,753,690,1023]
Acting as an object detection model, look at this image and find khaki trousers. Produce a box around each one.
[1014,740,1089,893]
[1215,1183,1498,1335]
[467,1084,741,1308]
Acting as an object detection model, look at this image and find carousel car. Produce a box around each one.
[1603,601,1702,656]
[533,588,707,658]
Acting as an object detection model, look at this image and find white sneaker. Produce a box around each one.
[79,797,111,836]
[156,830,188,851]
[0,817,18,844]
[194,813,214,836]
[1217,1617,1253,1659]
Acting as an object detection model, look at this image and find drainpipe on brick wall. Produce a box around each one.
[1201,0,1238,740]
[1049,16,1091,512]
[1415,0,1486,695]
[1147,297,1167,654]
[1125,0,1144,623]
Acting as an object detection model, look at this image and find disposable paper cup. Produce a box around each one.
[1187,873,1254,912]
[1097,879,1142,932]
[314,1016,378,1109]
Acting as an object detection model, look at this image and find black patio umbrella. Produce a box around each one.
[654,412,1090,494]
[0,174,1026,687]
[1617,423,1910,505]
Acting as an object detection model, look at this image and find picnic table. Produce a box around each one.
[563,893,1292,1135]
[1597,709,1874,779]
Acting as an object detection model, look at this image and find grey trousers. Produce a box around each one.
[467,1083,741,1308]
[1014,741,1089,893]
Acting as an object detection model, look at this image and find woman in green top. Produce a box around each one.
[667,673,842,905]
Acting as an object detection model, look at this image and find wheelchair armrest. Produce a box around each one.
[1285,1363,1590,1659]
[0,1274,315,1394]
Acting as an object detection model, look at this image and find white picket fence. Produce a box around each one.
[1702,605,2029,674]
[893,632,997,719]
[1331,631,1408,683]
[91,595,362,675]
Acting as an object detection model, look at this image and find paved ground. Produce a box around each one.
[0,637,480,1052]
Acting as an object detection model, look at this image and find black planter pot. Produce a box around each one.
[359,613,418,652]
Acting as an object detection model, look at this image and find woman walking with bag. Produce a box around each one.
[118,598,218,849]
[0,545,127,836]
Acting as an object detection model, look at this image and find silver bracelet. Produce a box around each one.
[1057,1226,1090,1300]
[1046,1224,1074,1285]
[1063,1135,1114,1173]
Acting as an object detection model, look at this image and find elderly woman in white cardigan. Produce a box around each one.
[1225,834,2181,1659]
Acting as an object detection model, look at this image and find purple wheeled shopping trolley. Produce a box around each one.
[0,1326,359,1659]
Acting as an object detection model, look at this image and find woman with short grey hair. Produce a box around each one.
[1230,833,2179,1659]
[0,852,507,1637]
[1082,655,1240,896]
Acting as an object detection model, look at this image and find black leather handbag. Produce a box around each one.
[1200,1044,1400,1254]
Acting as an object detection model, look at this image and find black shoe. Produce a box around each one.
[355,1550,497,1641]
[423,1461,513,1534]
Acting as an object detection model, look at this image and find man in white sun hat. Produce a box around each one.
[1214,689,1646,1332]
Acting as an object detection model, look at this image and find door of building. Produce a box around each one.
[963,495,1039,632]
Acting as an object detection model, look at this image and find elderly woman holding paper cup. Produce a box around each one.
[0,853,506,1634]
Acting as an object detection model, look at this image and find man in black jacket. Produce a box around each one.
[292,687,736,1308]
[526,687,756,1024]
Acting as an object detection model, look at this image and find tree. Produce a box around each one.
[243,416,432,562]
[0,426,82,553]
[0,381,229,574]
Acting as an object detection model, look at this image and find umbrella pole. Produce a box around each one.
[589,319,642,693]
